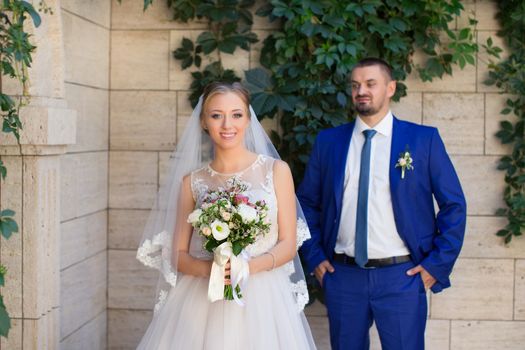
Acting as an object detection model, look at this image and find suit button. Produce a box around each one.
[334,219,337,223]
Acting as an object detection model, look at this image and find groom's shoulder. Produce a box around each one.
[317,122,354,140]
[395,117,437,137]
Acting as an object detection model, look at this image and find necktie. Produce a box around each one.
[355,129,377,268]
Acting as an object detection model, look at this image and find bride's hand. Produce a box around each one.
[224,261,231,285]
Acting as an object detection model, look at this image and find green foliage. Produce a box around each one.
[146,0,258,107]
[245,0,478,178]
[0,0,44,338]
[161,0,478,180]
[484,0,525,244]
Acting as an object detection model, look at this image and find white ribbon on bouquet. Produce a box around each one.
[208,241,250,306]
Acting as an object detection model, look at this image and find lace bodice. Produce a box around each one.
[189,154,278,259]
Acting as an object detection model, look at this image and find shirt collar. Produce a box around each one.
[354,110,393,137]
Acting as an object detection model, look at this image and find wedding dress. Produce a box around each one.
[137,154,317,350]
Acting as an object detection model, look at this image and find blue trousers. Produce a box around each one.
[323,261,427,350]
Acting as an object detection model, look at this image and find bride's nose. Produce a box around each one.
[221,115,233,128]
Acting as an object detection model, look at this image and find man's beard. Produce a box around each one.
[355,101,377,116]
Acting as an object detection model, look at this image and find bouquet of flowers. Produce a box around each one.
[187,177,270,302]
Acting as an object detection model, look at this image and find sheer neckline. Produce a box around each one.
[207,154,262,176]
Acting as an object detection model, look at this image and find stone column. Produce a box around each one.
[0,1,76,349]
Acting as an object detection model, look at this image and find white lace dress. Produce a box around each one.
[137,154,317,350]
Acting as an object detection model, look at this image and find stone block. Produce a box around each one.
[61,0,110,28]
[108,209,149,250]
[451,155,504,216]
[392,92,423,124]
[475,1,500,30]
[111,0,208,30]
[65,83,109,153]
[60,310,107,349]
[23,8,66,99]
[176,91,194,141]
[23,156,61,319]
[158,151,173,188]
[405,50,476,93]
[451,320,525,350]
[477,31,508,93]
[0,106,77,147]
[169,30,218,90]
[426,320,451,350]
[177,91,194,116]
[423,93,484,155]
[109,151,158,209]
[111,30,169,90]
[461,216,525,259]
[110,91,177,151]
[431,258,514,320]
[60,251,107,339]
[456,2,476,30]
[62,11,109,88]
[306,316,330,350]
[23,308,60,349]
[304,300,327,317]
[0,156,23,318]
[485,93,516,155]
[61,210,107,270]
[61,152,108,221]
[108,309,152,350]
[260,117,279,136]
[515,260,525,320]
[108,249,157,310]
[221,48,251,80]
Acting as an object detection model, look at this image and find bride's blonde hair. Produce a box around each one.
[200,82,251,120]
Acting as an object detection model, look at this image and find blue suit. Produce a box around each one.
[298,117,466,349]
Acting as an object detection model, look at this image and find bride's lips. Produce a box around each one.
[220,132,236,140]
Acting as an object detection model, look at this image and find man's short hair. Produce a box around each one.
[351,57,394,81]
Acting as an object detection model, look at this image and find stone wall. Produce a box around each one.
[59,0,109,348]
[107,1,525,349]
[1,0,523,349]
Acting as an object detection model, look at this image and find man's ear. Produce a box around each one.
[387,80,396,99]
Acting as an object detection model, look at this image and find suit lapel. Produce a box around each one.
[333,122,355,213]
[389,117,410,241]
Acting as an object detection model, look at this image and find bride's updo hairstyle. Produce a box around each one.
[200,82,251,120]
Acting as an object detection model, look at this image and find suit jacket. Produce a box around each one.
[298,117,467,293]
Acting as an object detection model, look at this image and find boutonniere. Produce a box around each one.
[395,146,414,179]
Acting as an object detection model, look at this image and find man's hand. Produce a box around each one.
[314,260,335,287]
[406,264,436,290]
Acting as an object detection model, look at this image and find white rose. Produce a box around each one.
[187,209,202,224]
[211,220,230,240]
[237,204,258,223]
[398,158,407,166]
[202,226,212,236]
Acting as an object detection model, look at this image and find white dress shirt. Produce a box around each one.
[334,111,410,259]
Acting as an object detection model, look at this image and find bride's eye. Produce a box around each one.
[210,113,222,119]
[233,113,243,119]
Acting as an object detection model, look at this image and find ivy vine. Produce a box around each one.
[484,0,525,243]
[0,0,45,338]
[146,0,478,181]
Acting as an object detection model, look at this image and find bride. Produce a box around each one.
[136,82,317,349]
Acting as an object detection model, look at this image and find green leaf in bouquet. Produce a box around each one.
[232,241,243,256]
[204,239,221,252]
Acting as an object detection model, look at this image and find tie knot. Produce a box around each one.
[363,129,377,140]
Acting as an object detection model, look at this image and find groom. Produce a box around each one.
[298,57,466,350]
